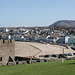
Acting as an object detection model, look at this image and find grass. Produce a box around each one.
[0,60,75,75]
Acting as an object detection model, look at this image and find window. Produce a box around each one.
[10,40,12,43]
[10,50,11,52]
[0,57,2,61]
[3,39,5,43]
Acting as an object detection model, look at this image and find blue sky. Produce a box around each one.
[0,0,75,27]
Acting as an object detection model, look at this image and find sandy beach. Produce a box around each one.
[15,42,75,58]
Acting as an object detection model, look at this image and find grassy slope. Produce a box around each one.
[0,60,75,75]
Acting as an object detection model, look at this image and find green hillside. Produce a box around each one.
[0,60,75,75]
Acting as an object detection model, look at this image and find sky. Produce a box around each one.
[0,0,75,27]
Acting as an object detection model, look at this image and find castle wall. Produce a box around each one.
[0,39,15,65]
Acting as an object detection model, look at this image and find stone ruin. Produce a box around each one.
[0,39,15,65]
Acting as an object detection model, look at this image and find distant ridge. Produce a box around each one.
[49,20,75,27]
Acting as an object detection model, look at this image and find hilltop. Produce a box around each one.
[49,20,75,27]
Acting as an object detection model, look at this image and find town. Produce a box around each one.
[0,24,75,45]
[1,0,75,75]
[0,24,75,66]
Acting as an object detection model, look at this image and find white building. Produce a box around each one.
[57,36,70,44]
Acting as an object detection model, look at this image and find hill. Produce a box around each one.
[49,20,75,27]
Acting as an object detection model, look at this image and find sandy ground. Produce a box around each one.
[15,42,40,57]
[15,42,75,58]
